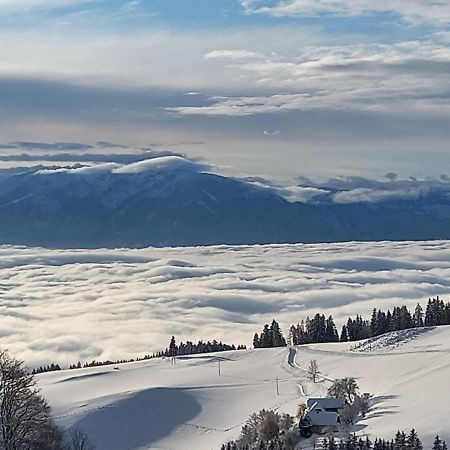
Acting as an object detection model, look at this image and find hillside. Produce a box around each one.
[38,326,450,450]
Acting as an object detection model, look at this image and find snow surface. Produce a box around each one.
[38,326,450,450]
[1,241,450,365]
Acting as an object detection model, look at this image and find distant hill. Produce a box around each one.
[0,157,449,248]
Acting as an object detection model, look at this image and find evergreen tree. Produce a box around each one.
[260,324,271,348]
[253,333,260,349]
[413,304,424,328]
[394,431,407,450]
[325,315,339,342]
[309,314,326,343]
[340,325,349,342]
[432,436,442,450]
[169,336,177,357]
[407,429,422,450]
[370,308,379,336]
[270,320,286,347]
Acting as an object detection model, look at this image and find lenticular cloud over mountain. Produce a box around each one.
[0,240,449,367]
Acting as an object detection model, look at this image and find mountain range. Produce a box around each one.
[1,156,449,248]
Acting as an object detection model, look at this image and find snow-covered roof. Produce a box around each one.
[305,408,340,426]
[307,397,345,410]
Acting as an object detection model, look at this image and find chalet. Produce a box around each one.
[303,398,345,432]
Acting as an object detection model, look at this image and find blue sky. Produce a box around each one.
[0,0,449,181]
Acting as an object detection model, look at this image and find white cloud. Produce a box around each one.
[0,27,322,91]
[332,187,425,203]
[171,40,450,116]
[241,0,450,24]
[0,241,449,367]
[0,0,89,12]
[204,50,262,60]
[112,156,206,174]
[34,156,209,176]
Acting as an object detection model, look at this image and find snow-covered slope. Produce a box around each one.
[38,326,450,450]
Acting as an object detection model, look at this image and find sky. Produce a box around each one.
[0,0,450,181]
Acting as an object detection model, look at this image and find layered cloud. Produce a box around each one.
[241,0,450,24]
[0,0,87,10]
[173,40,450,117]
[0,1,449,179]
[296,175,450,204]
[0,241,449,367]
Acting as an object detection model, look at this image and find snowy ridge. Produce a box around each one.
[350,327,434,353]
[38,326,450,450]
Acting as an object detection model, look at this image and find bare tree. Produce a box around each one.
[296,403,307,421]
[66,429,95,450]
[257,411,280,442]
[0,350,63,450]
[327,377,359,403]
[307,359,319,383]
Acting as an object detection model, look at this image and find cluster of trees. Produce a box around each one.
[253,320,287,348]
[68,356,151,370]
[220,409,299,450]
[0,350,95,450]
[423,297,450,326]
[32,363,62,375]
[343,297,450,342]
[323,430,446,450]
[289,314,339,345]
[34,355,155,374]
[34,335,246,374]
[252,297,450,348]
[166,336,246,357]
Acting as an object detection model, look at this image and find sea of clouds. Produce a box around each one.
[1,241,450,368]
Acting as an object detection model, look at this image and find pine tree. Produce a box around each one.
[413,304,424,328]
[370,308,379,336]
[309,313,326,343]
[325,315,339,342]
[270,320,286,347]
[407,429,422,450]
[340,325,349,342]
[394,431,407,450]
[169,336,177,357]
[260,324,271,348]
[432,436,442,450]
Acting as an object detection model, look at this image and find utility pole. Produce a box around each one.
[276,376,279,395]
[218,360,221,376]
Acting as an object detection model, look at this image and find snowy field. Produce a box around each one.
[38,325,450,450]
[1,241,450,365]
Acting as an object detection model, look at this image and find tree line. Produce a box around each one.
[323,430,447,450]
[166,336,246,357]
[33,336,246,374]
[252,297,450,348]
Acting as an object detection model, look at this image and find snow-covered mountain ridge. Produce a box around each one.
[38,325,450,450]
[1,158,450,247]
